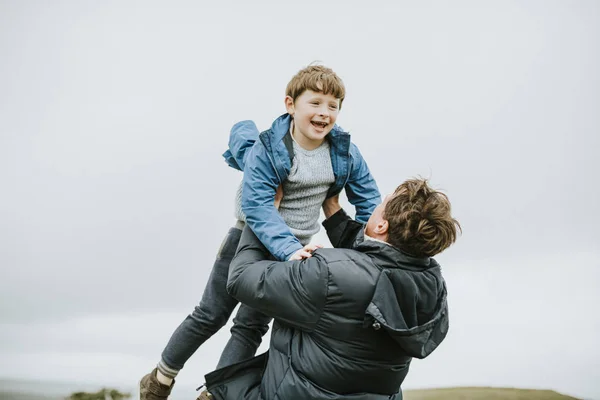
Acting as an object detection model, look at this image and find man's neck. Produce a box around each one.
[364,233,389,245]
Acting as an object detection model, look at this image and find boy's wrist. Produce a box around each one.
[283,242,304,261]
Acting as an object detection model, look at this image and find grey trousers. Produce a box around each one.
[158,225,272,378]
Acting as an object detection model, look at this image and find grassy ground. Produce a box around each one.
[0,393,62,400]
[403,387,581,400]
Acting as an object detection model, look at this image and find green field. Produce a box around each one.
[0,393,61,400]
[404,387,581,400]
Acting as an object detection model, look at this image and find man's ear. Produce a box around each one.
[375,220,389,235]
[284,95,295,116]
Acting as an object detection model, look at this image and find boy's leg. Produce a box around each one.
[139,226,242,400]
[216,303,272,369]
[158,226,242,377]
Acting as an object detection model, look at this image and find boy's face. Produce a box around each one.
[285,90,341,150]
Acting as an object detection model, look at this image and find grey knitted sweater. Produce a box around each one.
[235,138,335,246]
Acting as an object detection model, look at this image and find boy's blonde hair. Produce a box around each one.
[285,65,346,108]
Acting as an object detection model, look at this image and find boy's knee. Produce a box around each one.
[191,305,232,329]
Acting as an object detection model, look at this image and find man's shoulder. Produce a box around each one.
[313,246,363,259]
[312,248,379,279]
[311,248,381,304]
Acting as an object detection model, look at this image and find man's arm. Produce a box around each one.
[322,197,365,249]
[345,143,382,223]
[241,141,303,261]
[322,193,342,219]
[227,226,327,331]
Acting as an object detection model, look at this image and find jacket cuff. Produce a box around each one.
[282,242,304,261]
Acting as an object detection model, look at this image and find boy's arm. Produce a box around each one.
[344,143,382,223]
[227,225,327,331]
[242,142,304,261]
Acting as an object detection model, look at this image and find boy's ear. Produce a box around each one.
[284,96,295,116]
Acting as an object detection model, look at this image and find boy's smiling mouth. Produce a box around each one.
[311,121,328,129]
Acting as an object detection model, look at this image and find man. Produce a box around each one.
[200,178,460,400]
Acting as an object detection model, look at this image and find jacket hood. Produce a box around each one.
[222,120,260,171]
[359,239,449,359]
[221,115,292,172]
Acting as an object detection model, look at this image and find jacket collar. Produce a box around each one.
[356,235,436,271]
[262,113,352,189]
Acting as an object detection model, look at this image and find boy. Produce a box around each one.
[139,65,381,400]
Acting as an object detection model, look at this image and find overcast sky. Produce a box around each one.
[1,1,599,399]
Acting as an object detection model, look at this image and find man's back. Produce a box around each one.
[216,222,448,400]
[264,241,446,399]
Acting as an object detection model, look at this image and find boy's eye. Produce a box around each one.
[329,105,338,110]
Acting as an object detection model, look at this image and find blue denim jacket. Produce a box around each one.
[223,113,381,261]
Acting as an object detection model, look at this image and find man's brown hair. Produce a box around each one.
[384,178,461,257]
[285,64,346,108]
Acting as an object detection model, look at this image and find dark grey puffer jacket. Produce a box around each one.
[205,209,449,400]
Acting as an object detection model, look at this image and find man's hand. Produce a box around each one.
[288,243,324,260]
[322,194,341,219]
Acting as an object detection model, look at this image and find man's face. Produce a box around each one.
[365,194,393,238]
[285,90,341,150]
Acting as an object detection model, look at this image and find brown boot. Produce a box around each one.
[139,368,175,400]
[196,390,213,400]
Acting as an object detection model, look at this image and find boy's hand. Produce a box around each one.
[274,184,284,209]
[322,194,341,219]
[288,243,324,260]
[275,185,322,260]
